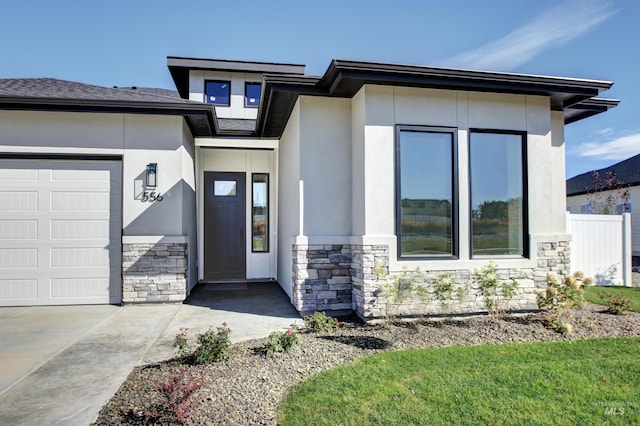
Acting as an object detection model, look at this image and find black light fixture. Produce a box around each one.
[146,163,157,188]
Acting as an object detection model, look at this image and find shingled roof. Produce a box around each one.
[0,78,217,137]
[0,78,189,103]
[567,153,640,196]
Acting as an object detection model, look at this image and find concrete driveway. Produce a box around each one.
[0,282,302,425]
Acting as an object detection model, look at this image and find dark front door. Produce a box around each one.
[204,172,246,280]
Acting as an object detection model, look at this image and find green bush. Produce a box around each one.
[304,311,340,332]
[598,290,632,315]
[266,325,299,355]
[172,323,232,364]
[193,324,232,364]
[472,260,518,314]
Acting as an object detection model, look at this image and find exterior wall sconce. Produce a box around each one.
[146,163,157,188]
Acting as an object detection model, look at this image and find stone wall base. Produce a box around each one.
[122,241,187,303]
[291,239,570,321]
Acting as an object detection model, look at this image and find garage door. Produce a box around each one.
[0,159,121,306]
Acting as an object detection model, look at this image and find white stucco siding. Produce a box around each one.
[550,111,567,233]
[351,89,366,236]
[188,70,261,119]
[0,110,125,152]
[181,120,198,289]
[122,115,191,236]
[360,86,395,236]
[299,97,352,236]
[277,101,301,297]
[467,92,528,129]
[393,87,458,127]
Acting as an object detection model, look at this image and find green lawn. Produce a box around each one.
[584,286,640,313]
[278,338,640,425]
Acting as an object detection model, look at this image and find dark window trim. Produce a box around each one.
[251,172,269,253]
[468,128,529,259]
[204,79,231,106]
[244,82,261,108]
[395,125,459,261]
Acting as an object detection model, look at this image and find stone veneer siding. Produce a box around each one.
[534,240,571,288]
[122,242,187,303]
[291,239,570,320]
[292,244,353,315]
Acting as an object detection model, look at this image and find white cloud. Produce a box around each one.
[443,0,618,70]
[573,131,640,160]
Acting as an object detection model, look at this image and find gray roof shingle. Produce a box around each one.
[567,153,640,196]
[218,118,256,132]
[0,78,195,104]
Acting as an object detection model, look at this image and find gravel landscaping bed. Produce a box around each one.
[94,302,640,425]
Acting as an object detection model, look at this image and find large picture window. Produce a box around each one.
[396,126,457,258]
[469,130,527,257]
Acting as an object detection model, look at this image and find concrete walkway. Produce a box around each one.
[0,282,302,425]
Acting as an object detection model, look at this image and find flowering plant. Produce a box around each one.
[265,324,299,355]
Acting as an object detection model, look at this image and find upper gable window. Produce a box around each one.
[204,80,230,106]
[245,82,261,108]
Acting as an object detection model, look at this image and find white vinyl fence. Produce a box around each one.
[566,212,632,286]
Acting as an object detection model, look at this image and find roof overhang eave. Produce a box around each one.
[564,98,620,125]
[0,96,218,137]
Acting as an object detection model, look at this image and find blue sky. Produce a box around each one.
[1,0,638,178]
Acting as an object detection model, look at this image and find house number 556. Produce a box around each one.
[141,191,163,202]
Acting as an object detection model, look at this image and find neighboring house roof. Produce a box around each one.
[0,78,216,137]
[567,153,640,196]
[257,59,618,137]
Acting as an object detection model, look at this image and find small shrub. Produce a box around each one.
[432,272,454,310]
[598,290,632,315]
[382,267,431,320]
[304,311,340,332]
[536,272,589,333]
[172,323,232,364]
[472,260,518,315]
[193,324,232,364]
[145,367,207,424]
[266,325,299,355]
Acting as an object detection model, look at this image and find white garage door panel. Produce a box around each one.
[0,159,121,306]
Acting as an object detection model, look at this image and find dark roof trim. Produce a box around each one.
[257,59,616,137]
[324,60,613,99]
[0,96,217,137]
[167,56,305,74]
[564,98,620,125]
[256,75,323,137]
[168,56,306,99]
